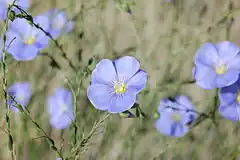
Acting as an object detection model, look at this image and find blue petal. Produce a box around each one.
[170,122,178,136]
[5,0,30,10]
[181,111,197,125]
[47,95,57,115]
[11,44,39,61]
[215,69,239,88]
[127,69,147,94]
[215,41,240,64]
[187,114,196,124]
[219,103,240,121]
[175,95,194,110]
[50,110,74,130]
[155,114,172,136]
[0,5,6,21]
[158,98,176,113]
[113,56,140,80]
[34,15,50,31]
[219,81,239,105]
[90,59,117,85]
[55,88,72,106]
[8,18,30,36]
[33,16,50,49]
[228,54,240,70]
[17,0,29,9]
[34,32,49,49]
[51,11,72,35]
[108,91,136,113]
[171,123,189,137]
[155,111,188,137]
[193,63,217,89]
[65,20,73,33]
[194,43,218,67]
[87,84,113,111]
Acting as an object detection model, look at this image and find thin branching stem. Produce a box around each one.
[0,1,17,160]
[9,96,65,159]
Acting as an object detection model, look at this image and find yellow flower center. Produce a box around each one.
[24,37,36,45]
[215,63,227,75]
[171,113,182,122]
[236,91,240,104]
[114,82,127,94]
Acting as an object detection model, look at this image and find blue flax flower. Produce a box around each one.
[193,41,240,89]
[87,56,147,113]
[0,0,29,21]
[6,16,49,61]
[42,9,73,39]
[219,77,240,121]
[47,87,74,130]
[155,95,197,137]
[7,82,32,112]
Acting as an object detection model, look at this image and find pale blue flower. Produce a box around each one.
[6,16,50,60]
[219,77,240,121]
[42,9,73,38]
[193,41,240,89]
[155,96,197,137]
[87,56,147,113]
[47,87,74,130]
[7,82,32,112]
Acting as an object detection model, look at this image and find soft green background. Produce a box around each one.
[1,0,240,159]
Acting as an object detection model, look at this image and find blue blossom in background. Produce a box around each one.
[0,0,29,21]
[6,16,50,61]
[193,41,240,90]
[42,9,73,38]
[7,82,32,112]
[47,87,74,130]
[155,95,197,137]
[219,77,240,121]
[87,56,147,113]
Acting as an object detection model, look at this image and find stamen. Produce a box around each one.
[113,81,127,94]
[171,113,182,122]
[24,36,36,45]
[215,63,227,75]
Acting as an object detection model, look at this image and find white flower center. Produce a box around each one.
[59,102,67,113]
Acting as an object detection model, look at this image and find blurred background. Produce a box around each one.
[1,0,240,159]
